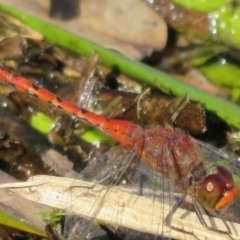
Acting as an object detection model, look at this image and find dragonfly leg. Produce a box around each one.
[164,197,183,226]
[193,203,234,239]
[164,196,199,237]
[165,197,234,239]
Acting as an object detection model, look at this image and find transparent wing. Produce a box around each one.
[64,215,109,240]
[195,139,240,174]
[124,169,175,239]
[64,143,177,240]
[122,144,176,240]
[64,146,139,240]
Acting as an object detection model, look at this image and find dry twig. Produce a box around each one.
[0,175,239,239]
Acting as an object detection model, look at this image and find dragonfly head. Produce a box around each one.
[196,166,238,211]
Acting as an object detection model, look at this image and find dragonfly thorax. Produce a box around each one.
[139,127,205,182]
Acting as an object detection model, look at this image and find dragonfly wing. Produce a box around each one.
[78,146,132,183]
[64,135,181,240]
[121,145,176,240]
[194,139,239,170]
[64,215,109,240]
[64,146,138,240]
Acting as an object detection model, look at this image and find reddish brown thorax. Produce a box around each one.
[134,127,205,182]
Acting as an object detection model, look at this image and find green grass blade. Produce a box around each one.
[1,4,240,128]
[0,210,46,237]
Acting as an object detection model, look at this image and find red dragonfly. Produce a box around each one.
[0,66,238,239]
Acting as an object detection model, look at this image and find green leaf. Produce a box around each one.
[200,62,240,103]
[172,0,229,12]
[79,128,116,146]
[36,209,66,228]
[214,5,240,50]
[1,4,240,129]
[0,210,46,237]
[29,112,55,134]
[201,63,240,89]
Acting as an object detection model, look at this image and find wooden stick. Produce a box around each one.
[0,175,239,240]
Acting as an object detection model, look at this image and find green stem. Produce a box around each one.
[1,4,240,128]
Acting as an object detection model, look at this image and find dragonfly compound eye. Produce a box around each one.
[214,166,234,189]
[197,174,225,209]
[196,169,238,211]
